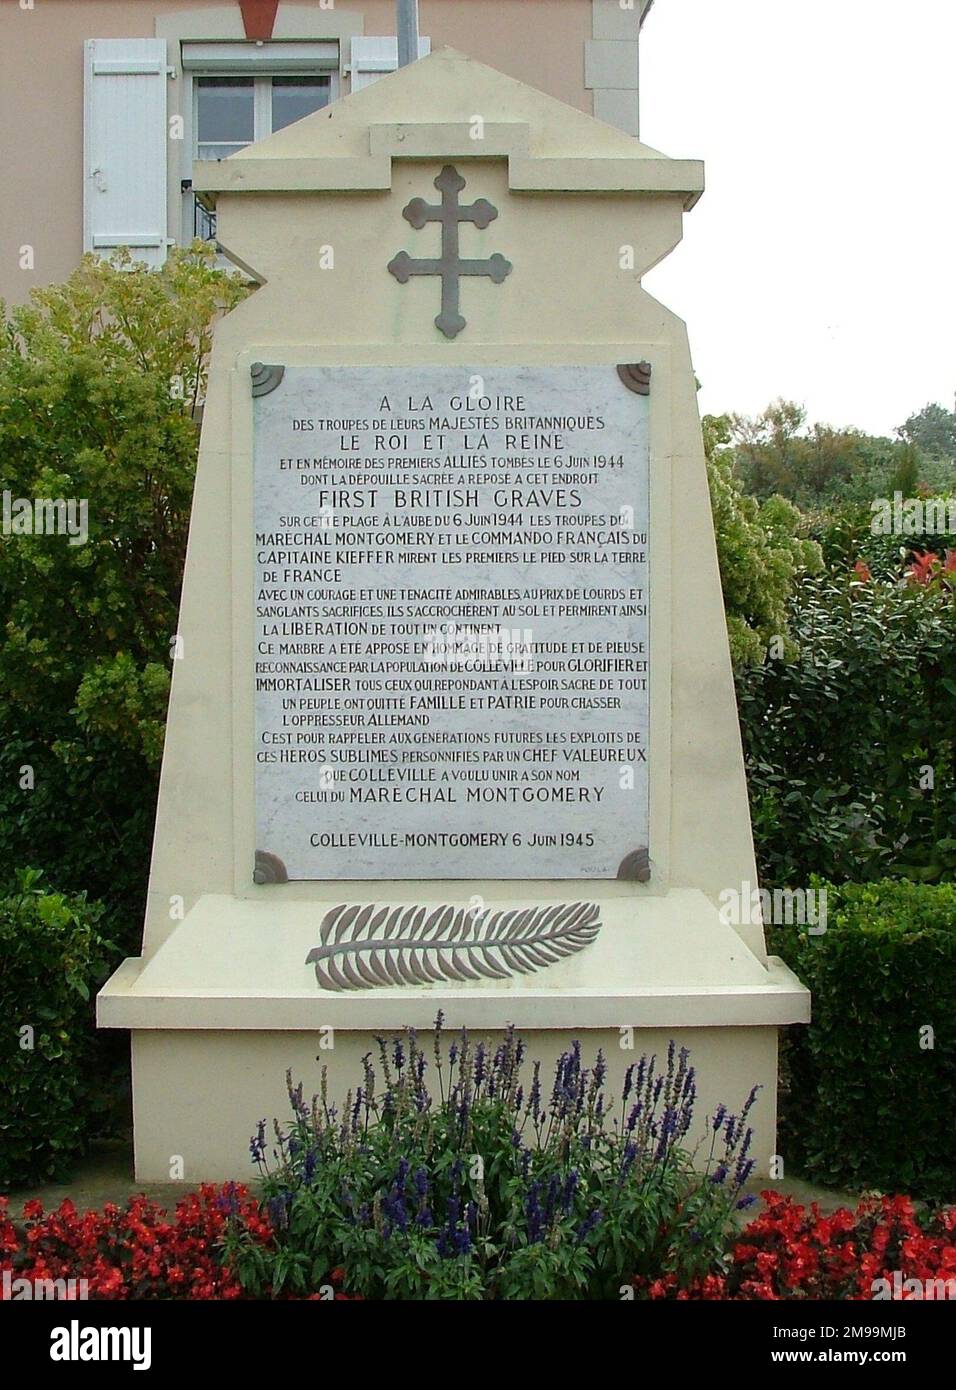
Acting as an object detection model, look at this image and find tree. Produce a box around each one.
[703,414,822,666]
[0,246,247,943]
[728,400,905,508]
[729,399,808,499]
[898,401,956,459]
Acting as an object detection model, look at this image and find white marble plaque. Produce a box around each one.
[253,365,649,880]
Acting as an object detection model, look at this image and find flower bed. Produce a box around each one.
[3,1022,952,1301]
[4,1186,954,1301]
[0,1185,270,1300]
[226,1024,761,1300]
[640,1191,956,1300]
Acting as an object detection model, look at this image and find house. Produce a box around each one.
[0,0,654,304]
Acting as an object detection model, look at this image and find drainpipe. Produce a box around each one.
[397,0,420,68]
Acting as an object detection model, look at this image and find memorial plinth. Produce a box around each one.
[98,50,808,1182]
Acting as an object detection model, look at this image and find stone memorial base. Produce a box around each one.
[98,889,808,1182]
[96,51,812,1188]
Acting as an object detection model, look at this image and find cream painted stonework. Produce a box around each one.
[97,49,808,1182]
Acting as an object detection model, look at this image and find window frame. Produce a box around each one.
[192,72,336,160]
[179,43,341,247]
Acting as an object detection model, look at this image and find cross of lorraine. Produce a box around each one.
[387,164,513,339]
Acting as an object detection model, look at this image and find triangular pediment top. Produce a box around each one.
[194,48,703,207]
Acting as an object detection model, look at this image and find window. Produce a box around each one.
[272,76,332,132]
[192,73,331,237]
[195,73,331,159]
[192,73,330,239]
[182,42,340,244]
[196,77,255,160]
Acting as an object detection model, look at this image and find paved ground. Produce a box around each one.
[4,1141,190,1217]
[3,1138,862,1220]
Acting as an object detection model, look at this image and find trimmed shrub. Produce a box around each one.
[771,880,956,1199]
[738,576,956,886]
[0,871,115,1189]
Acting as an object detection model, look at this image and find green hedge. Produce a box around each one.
[0,871,115,1190]
[772,880,956,1199]
[738,577,956,886]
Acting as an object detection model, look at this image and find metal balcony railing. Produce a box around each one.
[194,198,217,243]
[182,181,217,243]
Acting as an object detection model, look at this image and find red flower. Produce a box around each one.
[907,550,939,585]
[0,1183,272,1300]
[638,1191,956,1300]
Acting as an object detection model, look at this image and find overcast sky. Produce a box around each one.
[638,0,955,437]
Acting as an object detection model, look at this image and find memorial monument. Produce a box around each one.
[98,48,809,1181]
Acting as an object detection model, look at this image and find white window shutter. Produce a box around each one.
[83,39,169,268]
[349,36,431,94]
